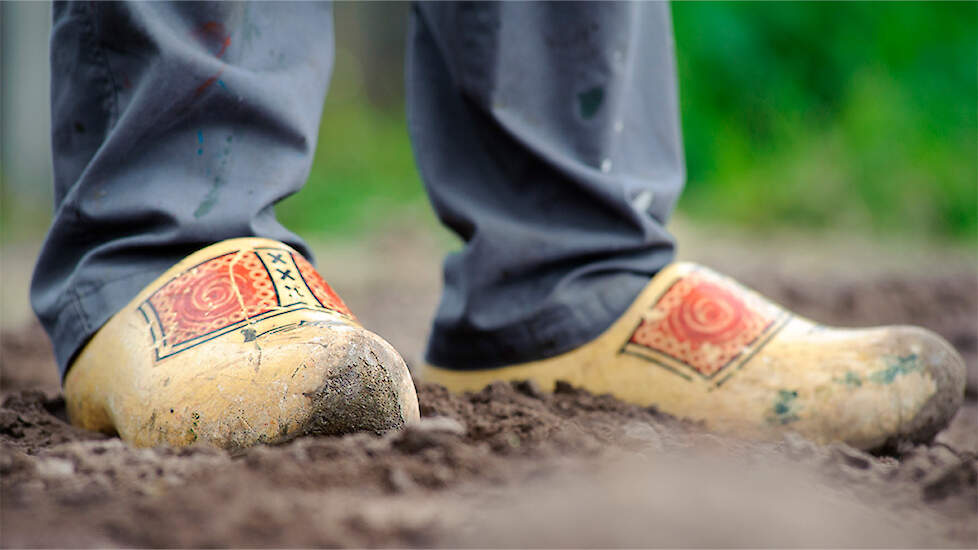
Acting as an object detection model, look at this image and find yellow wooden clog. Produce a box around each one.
[64,238,420,449]
[421,262,965,450]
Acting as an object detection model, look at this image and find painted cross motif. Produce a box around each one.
[137,247,353,361]
[621,269,789,385]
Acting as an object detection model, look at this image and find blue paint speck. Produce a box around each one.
[868,354,921,385]
[577,86,605,119]
[217,80,227,90]
[197,148,203,155]
[197,131,204,144]
[768,389,801,425]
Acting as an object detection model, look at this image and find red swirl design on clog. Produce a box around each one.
[630,273,774,377]
[149,252,277,347]
[668,281,747,344]
[171,269,246,325]
[140,247,356,361]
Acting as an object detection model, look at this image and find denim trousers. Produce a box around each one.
[32,1,685,376]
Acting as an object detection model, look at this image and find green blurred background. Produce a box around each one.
[279,1,977,243]
[3,1,976,244]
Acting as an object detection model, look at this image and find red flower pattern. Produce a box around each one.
[146,248,353,349]
[148,252,276,346]
[629,274,774,377]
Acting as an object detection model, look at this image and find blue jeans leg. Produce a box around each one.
[408,1,686,369]
[33,1,334,375]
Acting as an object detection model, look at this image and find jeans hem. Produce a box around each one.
[424,272,650,371]
[47,267,165,378]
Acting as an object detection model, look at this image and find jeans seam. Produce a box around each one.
[69,288,91,336]
[80,2,121,126]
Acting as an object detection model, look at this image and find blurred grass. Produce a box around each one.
[672,1,977,241]
[278,2,976,244]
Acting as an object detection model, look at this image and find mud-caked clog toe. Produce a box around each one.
[64,238,420,449]
[421,263,965,450]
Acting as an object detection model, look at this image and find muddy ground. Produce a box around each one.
[1,224,976,547]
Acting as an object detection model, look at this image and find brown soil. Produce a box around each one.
[1,230,976,547]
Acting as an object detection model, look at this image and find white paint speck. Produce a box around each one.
[600,159,612,173]
[631,190,654,212]
[614,120,624,133]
